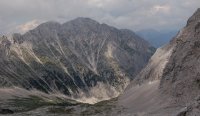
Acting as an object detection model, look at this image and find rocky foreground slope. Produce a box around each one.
[0,18,154,104]
[119,8,200,116]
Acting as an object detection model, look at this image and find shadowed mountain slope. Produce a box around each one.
[0,17,155,104]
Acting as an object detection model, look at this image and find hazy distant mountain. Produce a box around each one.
[0,17,155,106]
[119,8,200,116]
[137,29,178,48]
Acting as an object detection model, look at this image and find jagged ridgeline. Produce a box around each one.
[0,18,155,102]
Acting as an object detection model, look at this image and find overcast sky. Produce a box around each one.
[0,0,200,35]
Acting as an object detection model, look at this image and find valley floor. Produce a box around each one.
[0,82,199,116]
[118,81,184,116]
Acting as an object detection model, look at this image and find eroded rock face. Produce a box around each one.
[118,8,200,116]
[160,8,200,104]
[126,9,200,101]
[0,18,154,103]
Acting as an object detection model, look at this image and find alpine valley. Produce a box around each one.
[1,7,200,116]
[0,17,155,115]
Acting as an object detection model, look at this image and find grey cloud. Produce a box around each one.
[0,0,199,35]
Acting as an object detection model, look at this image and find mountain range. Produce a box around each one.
[0,17,154,105]
[0,8,200,116]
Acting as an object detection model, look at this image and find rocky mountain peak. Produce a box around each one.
[0,18,155,104]
[70,17,99,24]
[187,8,200,26]
[62,17,100,29]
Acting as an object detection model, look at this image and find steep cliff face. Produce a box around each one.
[119,9,200,116]
[0,18,154,103]
[124,31,178,90]
[160,8,200,105]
